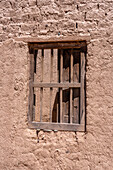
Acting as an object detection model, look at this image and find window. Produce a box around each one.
[28,37,87,131]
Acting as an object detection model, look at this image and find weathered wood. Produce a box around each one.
[40,88,43,122]
[60,88,63,123]
[33,50,38,121]
[70,49,73,123]
[50,88,52,122]
[50,49,53,82]
[29,52,34,122]
[34,50,37,73]
[73,51,80,123]
[28,40,86,131]
[35,50,41,122]
[15,35,90,43]
[60,50,63,123]
[62,49,69,123]
[57,93,59,122]
[41,49,44,82]
[50,49,53,122]
[29,85,33,122]
[35,89,40,122]
[40,49,44,122]
[63,51,70,82]
[30,53,34,81]
[70,49,74,83]
[60,50,63,83]
[29,42,86,50]
[28,122,85,131]
[73,89,80,123]
[63,90,70,123]
[56,49,59,123]
[32,82,80,88]
[80,52,85,125]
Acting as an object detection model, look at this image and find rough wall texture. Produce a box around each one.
[0,0,113,170]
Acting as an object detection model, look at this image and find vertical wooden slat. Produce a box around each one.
[33,94,35,120]
[70,49,73,82]
[60,89,62,123]
[60,50,63,82]
[73,51,80,123]
[70,49,73,123]
[36,50,41,122]
[40,49,44,122]
[70,91,72,124]
[29,51,34,122]
[50,49,53,122]
[50,88,52,122]
[40,87,43,122]
[60,49,63,123]
[56,49,59,123]
[80,52,85,125]
[62,50,69,123]
[57,92,59,122]
[34,50,37,122]
[50,49,53,82]
[41,49,44,82]
[33,50,38,121]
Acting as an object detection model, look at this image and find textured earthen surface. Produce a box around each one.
[0,0,113,170]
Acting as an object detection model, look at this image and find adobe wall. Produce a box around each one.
[0,1,113,170]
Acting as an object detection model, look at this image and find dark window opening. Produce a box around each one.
[28,40,86,131]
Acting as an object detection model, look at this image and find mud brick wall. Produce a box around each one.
[0,0,113,170]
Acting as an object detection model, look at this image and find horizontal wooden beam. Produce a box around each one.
[15,35,90,43]
[29,41,86,50]
[31,82,81,88]
[28,122,85,131]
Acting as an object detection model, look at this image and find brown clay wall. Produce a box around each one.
[0,0,113,170]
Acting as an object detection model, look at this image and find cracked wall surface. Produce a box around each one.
[0,0,113,170]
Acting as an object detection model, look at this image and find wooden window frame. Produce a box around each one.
[27,36,88,132]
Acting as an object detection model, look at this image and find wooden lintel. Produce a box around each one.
[28,122,85,131]
[29,41,86,50]
[15,35,90,43]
